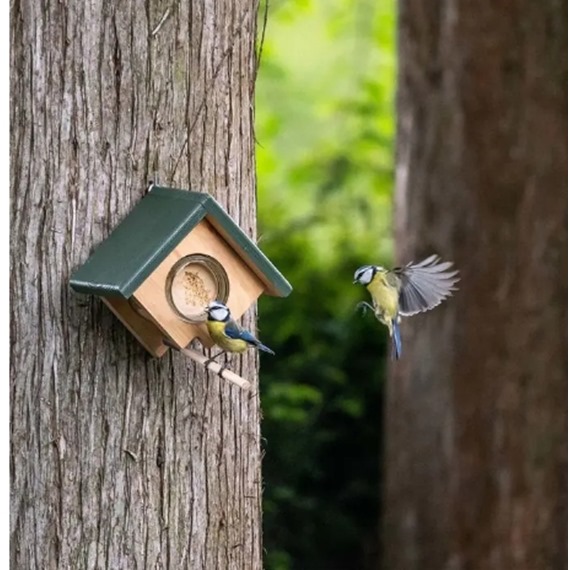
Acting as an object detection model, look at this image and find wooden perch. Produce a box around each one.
[166,341,251,391]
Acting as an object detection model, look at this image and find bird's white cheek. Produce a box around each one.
[362,269,374,285]
[209,308,228,321]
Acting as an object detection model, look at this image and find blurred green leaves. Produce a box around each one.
[256,0,395,568]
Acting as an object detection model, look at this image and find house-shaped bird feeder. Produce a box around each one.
[70,185,292,389]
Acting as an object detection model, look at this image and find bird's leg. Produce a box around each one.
[361,304,392,329]
[204,349,231,377]
[356,301,375,316]
[204,349,225,367]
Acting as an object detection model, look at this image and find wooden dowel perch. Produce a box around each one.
[167,343,251,391]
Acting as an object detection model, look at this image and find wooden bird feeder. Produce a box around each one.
[70,186,292,388]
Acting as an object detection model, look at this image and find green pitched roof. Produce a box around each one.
[70,186,292,298]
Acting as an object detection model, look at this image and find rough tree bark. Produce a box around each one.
[385,1,566,569]
[10,0,262,568]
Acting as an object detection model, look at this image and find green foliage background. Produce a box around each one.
[255,1,395,568]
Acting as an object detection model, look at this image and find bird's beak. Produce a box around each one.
[352,280,358,284]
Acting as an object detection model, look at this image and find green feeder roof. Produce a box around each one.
[70,186,292,298]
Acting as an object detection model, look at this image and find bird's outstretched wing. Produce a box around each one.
[394,254,460,316]
[224,318,275,354]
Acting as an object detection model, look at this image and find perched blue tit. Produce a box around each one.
[205,301,275,355]
[353,254,459,359]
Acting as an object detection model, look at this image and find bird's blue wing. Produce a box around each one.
[223,318,242,338]
[223,318,275,354]
[236,329,260,345]
[223,318,256,345]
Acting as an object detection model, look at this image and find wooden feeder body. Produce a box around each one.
[70,187,291,357]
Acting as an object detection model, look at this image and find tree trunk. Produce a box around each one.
[385,1,566,569]
[10,0,262,568]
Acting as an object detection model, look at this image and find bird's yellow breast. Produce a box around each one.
[367,273,399,319]
[206,320,248,353]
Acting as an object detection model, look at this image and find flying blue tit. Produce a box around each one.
[205,301,275,356]
[353,254,460,359]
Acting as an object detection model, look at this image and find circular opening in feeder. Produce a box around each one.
[166,254,229,323]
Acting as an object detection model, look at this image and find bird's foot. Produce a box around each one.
[356,301,375,316]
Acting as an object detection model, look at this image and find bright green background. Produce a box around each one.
[255,1,396,568]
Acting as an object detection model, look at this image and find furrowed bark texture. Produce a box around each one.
[385,1,567,569]
[10,0,262,568]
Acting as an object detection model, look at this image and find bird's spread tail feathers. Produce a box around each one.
[391,319,402,360]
